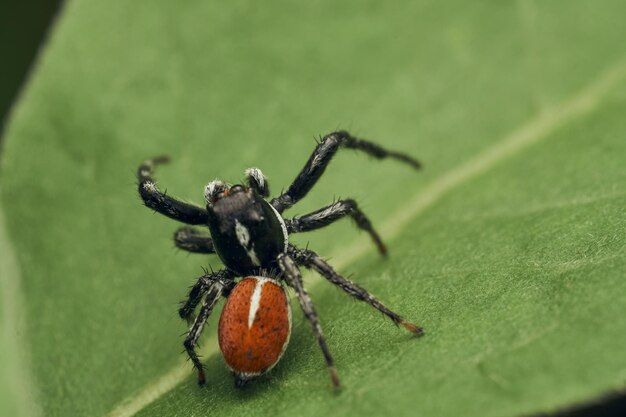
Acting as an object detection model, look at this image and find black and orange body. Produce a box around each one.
[218,277,291,384]
[138,131,423,389]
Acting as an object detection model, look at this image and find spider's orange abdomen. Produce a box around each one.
[218,276,291,383]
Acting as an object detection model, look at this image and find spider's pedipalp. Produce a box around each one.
[245,167,270,197]
[204,179,228,204]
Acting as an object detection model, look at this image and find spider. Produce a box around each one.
[137,131,423,389]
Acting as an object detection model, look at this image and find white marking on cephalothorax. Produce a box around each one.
[247,277,268,328]
[268,203,289,251]
[235,220,250,246]
[235,220,261,266]
[244,167,266,188]
[204,179,226,203]
[247,249,261,266]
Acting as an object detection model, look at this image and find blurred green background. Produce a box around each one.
[1,1,626,417]
[1,2,60,416]
[0,1,60,136]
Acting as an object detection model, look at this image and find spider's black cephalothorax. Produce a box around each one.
[137,130,423,388]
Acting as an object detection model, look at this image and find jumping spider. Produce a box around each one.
[137,131,423,389]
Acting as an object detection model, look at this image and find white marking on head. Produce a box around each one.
[235,220,250,246]
[247,249,261,266]
[235,220,261,266]
[204,179,226,203]
[245,167,266,189]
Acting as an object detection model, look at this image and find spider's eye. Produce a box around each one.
[229,185,245,194]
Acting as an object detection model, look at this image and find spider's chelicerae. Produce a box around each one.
[137,131,423,389]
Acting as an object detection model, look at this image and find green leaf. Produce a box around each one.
[1,1,626,417]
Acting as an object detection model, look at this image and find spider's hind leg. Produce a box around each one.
[277,253,341,389]
[289,245,423,336]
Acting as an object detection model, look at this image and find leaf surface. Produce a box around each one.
[1,1,625,417]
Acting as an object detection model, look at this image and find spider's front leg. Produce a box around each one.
[270,131,421,213]
[137,156,209,225]
[277,253,341,389]
[286,199,387,255]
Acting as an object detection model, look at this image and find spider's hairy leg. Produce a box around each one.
[174,226,215,254]
[137,156,209,225]
[270,131,421,213]
[184,281,224,385]
[179,269,234,323]
[289,245,423,336]
[286,198,387,256]
[277,253,341,390]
